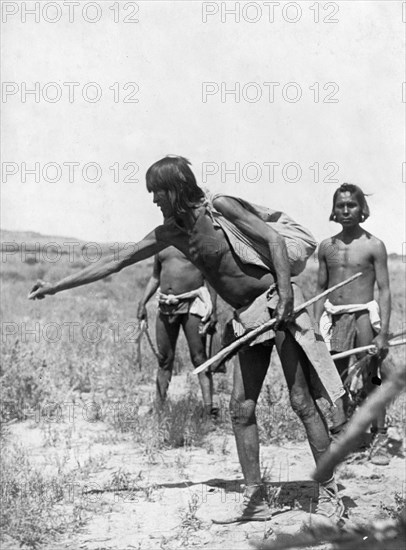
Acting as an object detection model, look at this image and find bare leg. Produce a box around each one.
[231,344,272,486]
[275,330,333,482]
[330,357,350,431]
[212,346,274,523]
[182,313,213,412]
[155,312,181,406]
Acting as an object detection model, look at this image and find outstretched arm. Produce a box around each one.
[372,240,391,352]
[314,242,329,326]
[213,196,293,327]
[29,229,168,299]
[137,255,161,322]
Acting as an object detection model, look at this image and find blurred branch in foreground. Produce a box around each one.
[255,516,405,550]
[314,365,406,482]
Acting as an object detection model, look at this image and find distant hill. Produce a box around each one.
[1,229,86,246]
[388,252,401,261]
[0,229,127,256]
[0,229,124,249]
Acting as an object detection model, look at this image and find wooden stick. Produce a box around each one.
[144,323,159,359]
[135,320,159,368]
[332,338,406,361]
[388,329,406,340]
[136,320,145,371]
[313,369,406,481]
[193,272,362,375]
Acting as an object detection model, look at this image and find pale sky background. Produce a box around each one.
[1,0,405,253]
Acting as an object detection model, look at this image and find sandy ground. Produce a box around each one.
[3,378,405,550]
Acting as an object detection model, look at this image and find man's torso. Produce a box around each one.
[156,205,275,309]
[323,232,377,305]
[158,246,204,295]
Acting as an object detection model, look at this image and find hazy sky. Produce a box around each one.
[2,1,405,253]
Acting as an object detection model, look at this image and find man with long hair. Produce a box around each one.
[30,156,346,526]
[314,183,391,465]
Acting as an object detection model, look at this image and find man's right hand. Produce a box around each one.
[274,291,294,331]
[28,280,54,300]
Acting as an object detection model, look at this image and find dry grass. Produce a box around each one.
[0,440,85,548]
[1,233,405,548]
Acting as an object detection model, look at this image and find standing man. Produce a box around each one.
[30,156,346,526]
[136,246,218,417]
[314,183,391,465]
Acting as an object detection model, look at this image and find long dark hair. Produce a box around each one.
[329,183,370,222]
[146,156,205,217]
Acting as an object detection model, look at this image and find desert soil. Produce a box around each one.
[3,373,405,550]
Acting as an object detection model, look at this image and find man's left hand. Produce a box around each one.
[371,333,389,359]
[200,314,218,336]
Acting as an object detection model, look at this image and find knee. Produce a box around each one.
[289,389,315,419]
[190,351,207,368]
[229,396,256,427]
[157,351,174,371]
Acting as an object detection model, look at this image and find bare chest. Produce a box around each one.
[173,210,231,269]
[326,241,373,271]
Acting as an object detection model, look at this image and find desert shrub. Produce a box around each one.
[69,260,87,269]
[0,270,26,282]
[0,443,77,548]
[23,256,39,265]
[0,341,57,424]
[257,359,306,444]
[380,492,406,521]
[163,395,210,447]
[133,394,216,451]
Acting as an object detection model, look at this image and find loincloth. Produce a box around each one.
[320,299,381,353]
[158,299,191,317]
[223,284,345,404]
[157,286,212,321]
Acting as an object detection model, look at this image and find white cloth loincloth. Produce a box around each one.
[157,286,213,322]
[320,299,381,351]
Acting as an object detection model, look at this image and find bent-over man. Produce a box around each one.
[314,183,391,465]
[30,156,346,526]
[137,246,218,416]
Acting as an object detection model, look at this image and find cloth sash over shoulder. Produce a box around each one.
[204,192,317,276]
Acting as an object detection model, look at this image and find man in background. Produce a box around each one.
[137,246,218,418]
[314,183,391,465]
